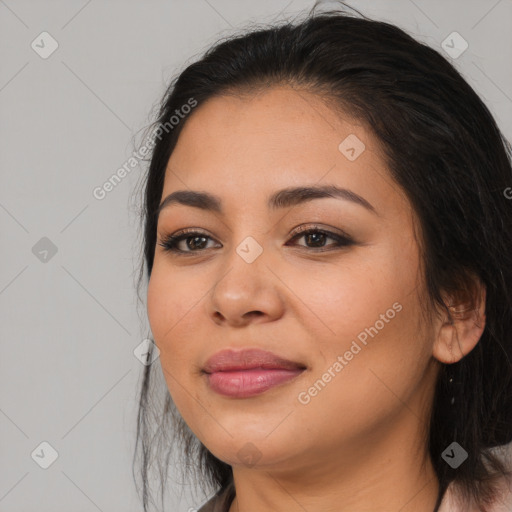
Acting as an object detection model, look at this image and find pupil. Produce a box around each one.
[188,236,207,250]
[184,233,328,250]
[307,232,325,247]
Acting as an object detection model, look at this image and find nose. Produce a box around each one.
[207,245,285,327]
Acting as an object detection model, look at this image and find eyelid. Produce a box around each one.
[158,224,349,241]
[158,223,355,255]
[289,223,351,240]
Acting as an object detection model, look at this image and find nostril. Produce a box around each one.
[245,311,264,319]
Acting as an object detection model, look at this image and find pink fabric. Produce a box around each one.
[438,478,512,512]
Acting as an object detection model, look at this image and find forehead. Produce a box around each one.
[175,85,373,154]
[162,86,412,221]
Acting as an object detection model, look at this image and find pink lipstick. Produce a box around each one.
[202,348,306,398]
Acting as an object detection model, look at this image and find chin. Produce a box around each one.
[207,438,296,470]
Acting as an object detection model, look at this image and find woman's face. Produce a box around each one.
[147,85,439,472]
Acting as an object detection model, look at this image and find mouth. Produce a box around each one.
[202,348,307,398]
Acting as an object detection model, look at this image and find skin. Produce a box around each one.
[146,85,486,512]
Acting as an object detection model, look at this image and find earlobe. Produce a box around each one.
[432,283,486,364]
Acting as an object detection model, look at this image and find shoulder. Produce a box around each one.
[439,477,512,512]
[196,496,215,512]
[197,482,236,512]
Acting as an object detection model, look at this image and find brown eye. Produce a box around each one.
[158,230,220,254]
[287,226,354,251]
[158,225,354,255]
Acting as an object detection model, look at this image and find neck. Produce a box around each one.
[228,407,441,512]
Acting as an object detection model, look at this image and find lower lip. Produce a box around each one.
[205,368,305,398]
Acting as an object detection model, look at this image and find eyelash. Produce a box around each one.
[157,224,354,255]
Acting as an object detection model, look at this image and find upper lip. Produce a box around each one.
[202,348,307,373]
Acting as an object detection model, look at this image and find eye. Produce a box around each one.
[158,224,354,255]
[158,228,220,254]
[287,225,354,251]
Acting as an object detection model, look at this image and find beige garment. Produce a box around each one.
[197,477,512,512]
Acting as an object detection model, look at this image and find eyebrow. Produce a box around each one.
[156,184,377,218]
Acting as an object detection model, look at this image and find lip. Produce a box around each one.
[202,348,307,398]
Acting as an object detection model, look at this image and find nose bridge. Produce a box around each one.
[234,233,265,265]
[222,206,270,264]
[217,231,267,295]
[207,227,283,324]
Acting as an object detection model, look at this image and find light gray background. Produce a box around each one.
[1,1,511,511]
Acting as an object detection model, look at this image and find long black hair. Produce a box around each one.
[132,3,512,511]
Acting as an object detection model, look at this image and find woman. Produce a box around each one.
[133,3,512,511]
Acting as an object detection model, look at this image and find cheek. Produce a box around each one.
[146,270,198,412]
[292,309,429,452]
[294,259,428,401]
[284,258,405,346]
[146,265,207,386]
[146,270,170,345]
[147,265,196,347]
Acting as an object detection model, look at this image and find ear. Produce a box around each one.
[432,278,486,364]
